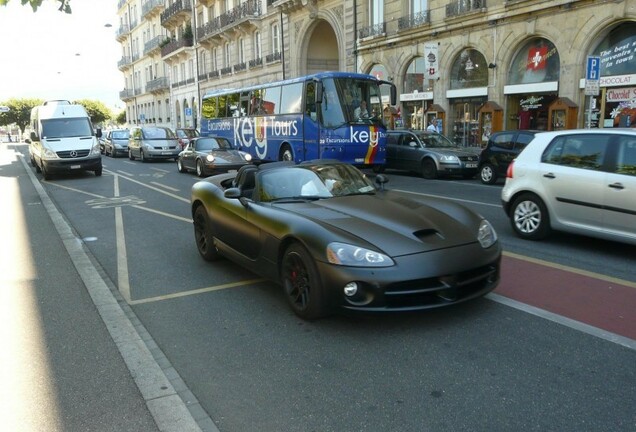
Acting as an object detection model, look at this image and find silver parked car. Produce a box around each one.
[501,129,636,245]
[128,126,180,162]
[379,130,480,179]
[102,128,130,157]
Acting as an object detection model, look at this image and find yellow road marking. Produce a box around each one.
[128,278,267,305]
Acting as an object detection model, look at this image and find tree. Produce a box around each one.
[0,0,71,13]
[73,99,112,127]
[0,98,43,134]
[115,110,126,125]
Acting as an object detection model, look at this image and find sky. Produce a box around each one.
[0,1,123,111]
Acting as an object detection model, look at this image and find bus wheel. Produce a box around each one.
[279,145,293,162]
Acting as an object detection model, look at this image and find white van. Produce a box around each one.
[27,100,102,179]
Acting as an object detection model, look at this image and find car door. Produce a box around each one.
[399,132,425,172]
[385,133,400,167]
[602,134,636,239]
[182,142,197,170]
[539,133,609,229]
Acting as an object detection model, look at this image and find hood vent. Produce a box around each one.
[414,228,445,243]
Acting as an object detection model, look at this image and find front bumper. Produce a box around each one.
[144,149,181,159]
[315,241,501,312]
[42,156,102,173]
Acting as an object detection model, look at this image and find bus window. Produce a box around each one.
[202,96,218,119]
[320,78,345,128]
[228,93,241,117]
[305,81,317,121]
[218,95,228,118]
[240,91,250,117]
[262,86,281,115]
[280,83,303,114]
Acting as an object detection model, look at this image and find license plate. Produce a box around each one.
[466,163,477,168]
[70,165,81,169]
[162,151,172,155]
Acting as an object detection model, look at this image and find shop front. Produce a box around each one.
[504,38,560,131]
[401,56,435,129]
[447,48,489,146]
[584,22,636,128]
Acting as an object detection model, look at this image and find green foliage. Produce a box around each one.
[115,110,126,125]
[73,99,112,127]
[0,98,43,133]
[0,0,71,13]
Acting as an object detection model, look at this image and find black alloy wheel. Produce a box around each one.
[281,243,325,320]
[193,206,221,261]
[421,158,438,179]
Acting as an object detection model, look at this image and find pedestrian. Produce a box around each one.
[427,119,437,133]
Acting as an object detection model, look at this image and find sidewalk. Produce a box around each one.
[0,142,204,431]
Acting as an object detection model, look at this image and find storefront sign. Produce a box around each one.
[599,74,636,87]
[423,43,439,80]
[400,91,433,101]
[606,87,636,102]
[520,95,545,109]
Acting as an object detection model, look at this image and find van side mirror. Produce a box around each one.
[30,131,38,141]
[96,128,102,138]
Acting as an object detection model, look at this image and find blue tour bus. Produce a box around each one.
[200,72,396,167]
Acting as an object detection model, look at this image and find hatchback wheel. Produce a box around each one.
[510,193,550,240]
[479,164,497,185]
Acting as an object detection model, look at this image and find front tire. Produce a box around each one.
[421,158,438,179]
[196,159,205,177]
[479,163,497,185]
[510,193,550,240]
[177,159,187,173]
[193,206,221,261]
[95,167,102,177]
[281,243,326,320]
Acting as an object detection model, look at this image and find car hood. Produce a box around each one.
[203,149,247,163]
[111,138,128,145]
[276,192,480,256]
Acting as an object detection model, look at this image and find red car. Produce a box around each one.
[175,128,200,149]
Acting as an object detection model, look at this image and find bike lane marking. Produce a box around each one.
[493,251,636,346]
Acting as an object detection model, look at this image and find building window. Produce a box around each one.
[238,37,245,63]
[272,23,280,54]
[224,43,231,67]
[370,0,384,26]
[254,31,262,59]
[212,47,218,71]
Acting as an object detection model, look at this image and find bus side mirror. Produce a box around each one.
[390,84,397,106]
[315,82,323,104]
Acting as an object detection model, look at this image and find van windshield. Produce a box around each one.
[41,118,93,139]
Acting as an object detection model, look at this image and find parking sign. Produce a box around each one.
[586,56,600,81]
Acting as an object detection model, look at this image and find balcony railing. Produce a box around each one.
[117,56,132,69]
[446,0,487,18]
[160,37,194,57]
[249,57,263,68]
[398,11,430,31]
[120,88,135,100]
[234,62,247,72]
[116,23,130,40]
[142,0,164,19]
[358,22,386,39]
[143,35,164,55]
[146,77,170,93]
[160,0,192,26]
[265,51,281,63]
[197,0,261,43]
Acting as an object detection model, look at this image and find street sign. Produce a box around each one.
[586,56,601,80]
[185,108,192,117]
[585,56,601,96]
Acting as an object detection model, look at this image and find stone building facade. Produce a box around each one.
[117,0,636,146]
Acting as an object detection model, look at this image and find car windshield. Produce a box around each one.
[196,137,234,151]
[416,132,456,148]
[142,127,175,139]
[111,130,129,139]
[258,164,376,202]
[41,118,93,138]
[178,129,199,138]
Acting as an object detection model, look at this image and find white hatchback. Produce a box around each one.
[501,129,636,245]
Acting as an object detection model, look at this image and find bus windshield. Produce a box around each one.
[325,77,385,126]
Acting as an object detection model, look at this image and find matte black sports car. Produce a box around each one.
[178,136,253,177]
[191,160,501,319]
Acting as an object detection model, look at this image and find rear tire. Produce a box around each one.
[510,193,550,240]
[479,163,497,185]
[193,206,221,261]
[281,243,326,320]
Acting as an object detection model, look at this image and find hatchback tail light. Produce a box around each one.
[506,160,515,178]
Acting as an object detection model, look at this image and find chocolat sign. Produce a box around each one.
[606,87,636,102]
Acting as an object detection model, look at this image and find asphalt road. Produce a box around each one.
[13,145,636,431]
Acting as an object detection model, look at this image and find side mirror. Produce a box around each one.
[30,131,38,141]
[315,81,323,104]
[374,174,389,191]
[25,138,31,144]
[224,187,241,199]
[96,128,102,138]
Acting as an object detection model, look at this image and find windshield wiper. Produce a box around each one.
[270,195,327,203]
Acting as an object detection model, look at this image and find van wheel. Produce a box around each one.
[42,165,52,180]
[95,167,102,177]
[35,161,42,173]
[479,164,497,185]
[129,149,135,160]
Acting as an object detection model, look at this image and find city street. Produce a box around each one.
[3,142,635,432]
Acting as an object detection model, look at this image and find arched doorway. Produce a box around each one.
[305,20,339,74]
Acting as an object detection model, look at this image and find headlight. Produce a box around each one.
[91,143,101,155]
[326,242,394,267]
[243,152,252,162]
[439,155,459,162]
[206,154,215,163]
[43,148,58,159]
[477,219,497,248]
